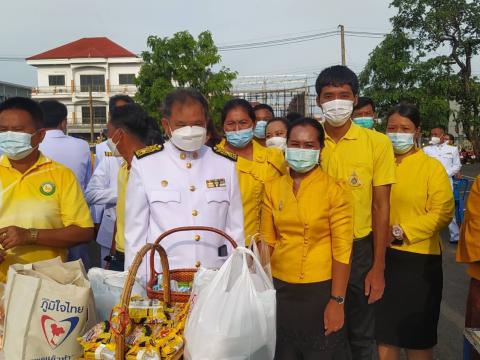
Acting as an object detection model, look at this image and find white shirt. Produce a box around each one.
[124,141,245,282]
[423,142,461,177]
[39,129,92,190]
[85,156,123,248]
[94,140,110,168]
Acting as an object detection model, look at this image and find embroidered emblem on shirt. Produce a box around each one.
[348,172,362,187]
[206,178,226,189]
[40,182,56,196]
[134,144,164,159]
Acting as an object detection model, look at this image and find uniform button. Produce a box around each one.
[190,185,196,192]
[192,210,199,216]
[186,162,192,169]
[161,180,168,187]
[180,153,186,160]
[195,261,201,268]
[194,235,201,241]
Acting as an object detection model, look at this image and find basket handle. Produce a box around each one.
[149,226,238,277]
[114,243,171,360]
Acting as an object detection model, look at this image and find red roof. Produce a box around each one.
[27,37,138,60]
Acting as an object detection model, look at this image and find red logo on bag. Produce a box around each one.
[41,315,79,349]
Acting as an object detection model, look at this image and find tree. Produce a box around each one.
[359,31,452,132]
[390,0,480,152]
[135,31,237,124]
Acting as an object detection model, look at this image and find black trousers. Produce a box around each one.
[345,234,378,360]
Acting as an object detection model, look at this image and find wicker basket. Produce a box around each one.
[147,226,238,303]
[113,243,183,360]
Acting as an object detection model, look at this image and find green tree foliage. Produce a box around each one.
[135,31,237,124]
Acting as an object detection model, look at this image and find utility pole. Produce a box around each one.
[89,85,94,143]
[338,25,346,66]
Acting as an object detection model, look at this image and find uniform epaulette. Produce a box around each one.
[212,145,238,162]
[134,144,164,159]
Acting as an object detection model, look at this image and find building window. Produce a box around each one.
[119,74,136,85]
[81,106,107,124]
[49,75,65,86]
[80,75,105,92]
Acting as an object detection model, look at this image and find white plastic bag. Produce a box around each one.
[184,247,276,360]
[87,268,146,321]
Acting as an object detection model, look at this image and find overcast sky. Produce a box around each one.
[1,0,478,88]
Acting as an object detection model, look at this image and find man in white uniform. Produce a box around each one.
[39,100,93,268]
[424,125,462,242]
[124,88,244,282]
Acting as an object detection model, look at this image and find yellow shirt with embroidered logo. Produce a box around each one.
[115,161,129,253]
[321,124,396,239]
[390,150,453,255]
[0,154,93,282]
[261,167,353,283]
[457,176,480,280]
[218,139,286,244]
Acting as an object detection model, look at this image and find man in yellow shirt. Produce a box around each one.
[0,97,94,282]
[316,66,396,359]
[457,176,480,360]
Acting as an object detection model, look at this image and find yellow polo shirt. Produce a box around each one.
[218,139,286,244]
[390,150,453,255]
[0,154,93,282]
[115,161,129,253]
[457,176,480,280]
[321,124,396,239]
[261,167,353,283]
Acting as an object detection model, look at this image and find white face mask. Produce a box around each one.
[170,125,206,152]
[321,99,354,127]
[266,136,287,151]
[430,136,441,145]
[106,137,122,157]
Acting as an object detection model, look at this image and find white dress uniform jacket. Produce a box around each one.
[423,142,462,178]
[124,141,245,282]
[85,156,123,263]
[95,140,110,168]
[39,129,92,190]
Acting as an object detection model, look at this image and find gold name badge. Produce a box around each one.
[206,178,226,189]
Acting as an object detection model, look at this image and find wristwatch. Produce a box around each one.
[392,225,404,245]
[29,228,39,244]
[330,295,345,305]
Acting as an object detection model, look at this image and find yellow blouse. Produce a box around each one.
[457,176,480,280]
[390,150,453,255]
[261,167,353,283]
[218,139,286,244]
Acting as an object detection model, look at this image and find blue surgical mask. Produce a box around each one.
[353,117,375,129]
[253,121,268,139]
[387,132,414,154]
[225,127,254,148]
[285,148,320,173]
[0,131,36,160]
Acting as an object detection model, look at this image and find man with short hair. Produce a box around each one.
[0,97,93,282]
[424,125,462,243]
[124,88,244,282]
[316,65,396,359]
[253,103,275,146]
[352,96,376,129]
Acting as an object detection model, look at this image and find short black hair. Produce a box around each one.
[266,117,289,132]
[144,117,165,146]
[315,65,359,96]
[221,98,256,125]
[39,100,67,128]
[108,94,134,114]
[387,102,421,128]
[0,97,44,129]
[445,133,455,143]
[111,103,153,143]
[432,124,447,133]
[287,117,325,148]
[286,112,303,122]
[253,103,274,117]
[162,88,209,119]
[354,96,376,112]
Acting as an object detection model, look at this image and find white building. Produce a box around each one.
[27,37,142,138]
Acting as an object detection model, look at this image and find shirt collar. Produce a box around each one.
[324,121,360,142]
[0,152,52,169]
[164,140,207,158]
[44,129,66,138]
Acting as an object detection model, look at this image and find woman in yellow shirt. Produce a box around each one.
[261,117,353,359]
[376,103,453,360]
[218,99,286,244]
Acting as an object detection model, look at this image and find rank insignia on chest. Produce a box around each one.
[348,172,362,187]
[206,178,226,189]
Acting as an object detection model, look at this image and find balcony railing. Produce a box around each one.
[31,84,137,96]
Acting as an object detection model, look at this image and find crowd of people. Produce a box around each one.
[0,64,479,360]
